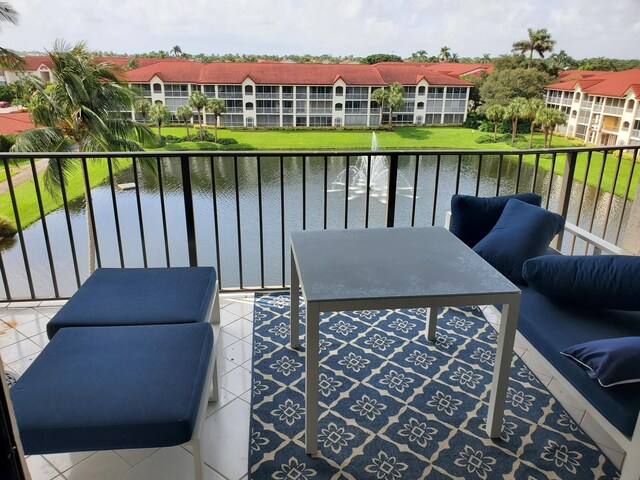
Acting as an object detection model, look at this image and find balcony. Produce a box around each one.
[1,145,638,479]
[632,129,640,139]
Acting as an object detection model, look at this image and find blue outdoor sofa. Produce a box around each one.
[449,193,640,480]
[10,266,221,480]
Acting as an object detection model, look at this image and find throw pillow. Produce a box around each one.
[522,255,640,310]
[449,193,542,248]
[472,199,565,284]
[561,337,640,387]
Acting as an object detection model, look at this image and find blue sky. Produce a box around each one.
[2,0,639,59]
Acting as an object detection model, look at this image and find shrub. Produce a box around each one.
[0,215,16,238]
[217,137,238,145]
[464,112,484,129]
[196,128,216,142]
[164,135,182,144]
[0,134,16,152]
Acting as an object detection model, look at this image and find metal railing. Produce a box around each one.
[0,145,638,301]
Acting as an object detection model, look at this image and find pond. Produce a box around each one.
[0,153,630,299]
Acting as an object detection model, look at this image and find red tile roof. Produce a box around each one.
[546,69,640,98]
[0,112,34,135]
[23,55,50,71]
[123,60,472,86]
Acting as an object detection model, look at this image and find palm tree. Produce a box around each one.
[386,82,405,128]
[175,105,193,140]
[188,91,207,140]
[0,2,24,69]
[480,53,492,64]
[134,97,151,123]
[371,87,387,129]
[438,46,451,63]
[171,45,183,57]
[484,104,505,142]
[410,50,428,62]
[450,53,459,63]
[11,40,154,272]
[512,28,556,68]
[206,98,226,142]
[505,97,529,145]
[524,98,545,148]
[149,102,170,137]
[537,107,566,148]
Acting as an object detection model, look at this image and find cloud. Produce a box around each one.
[1,0,638,59]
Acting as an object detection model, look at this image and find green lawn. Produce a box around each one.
[0,159,130,229]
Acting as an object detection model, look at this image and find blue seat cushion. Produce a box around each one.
[450,193,542,248]
[562,337,640,387]
[47,267,217,339]
[11,323,213,454]
[518,286,640,436]
[473,199,565,284]
[523,255,640,311]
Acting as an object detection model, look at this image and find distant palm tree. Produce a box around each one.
[0,2,23,69]
[171,45,183,57]
[386,82,405,128]
[11,40,154,272]
[149,102,170,136]
[512,28,556,68]
[371,87,387,129]
[537,107,566,148]
[484,104,505,142]
[505,97,529,145]
[524,98,545,148]
[450,53,459,63]
[480,53,492,64]
[438,46,451,62]
[175,105,193,140]
[206,98,226,142]
[134,97,151,123]
[188,91,208,140]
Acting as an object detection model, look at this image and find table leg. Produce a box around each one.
[486,296,520,438]
[290,248,300,349]
[426,306,438,341]
[305,302,319,455]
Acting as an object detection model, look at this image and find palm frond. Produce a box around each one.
[0,2,18,24]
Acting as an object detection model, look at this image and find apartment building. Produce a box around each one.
[545,69,640,146]
[119,60,479,128]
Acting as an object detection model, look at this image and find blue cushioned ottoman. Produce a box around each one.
[47,267,218,339]
[11,323,214,454]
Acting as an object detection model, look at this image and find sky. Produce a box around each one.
[2,0,640,60]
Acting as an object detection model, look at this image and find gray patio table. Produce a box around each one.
[290,226,521,455]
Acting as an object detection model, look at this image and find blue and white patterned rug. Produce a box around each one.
[249,292,619,479]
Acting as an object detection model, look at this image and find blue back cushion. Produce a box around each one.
[523,255,640,311]
[473,199,565,284]
[450,193,542,248]
[562,337,640,387]
[47,267,217,338]
[12,323,213,454]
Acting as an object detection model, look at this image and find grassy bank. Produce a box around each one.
[0,159,130,229]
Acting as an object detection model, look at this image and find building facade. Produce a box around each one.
[121,60,478,128]
[545,69,640,146]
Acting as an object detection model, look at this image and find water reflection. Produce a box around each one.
[0,154,631,298]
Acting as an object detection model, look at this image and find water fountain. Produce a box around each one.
[331,132,414,203]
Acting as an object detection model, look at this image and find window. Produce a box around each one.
[443,113,464,124]
[245,102,254,110]
[346,87,368,99]
[282,115,294,126]
[445,87,466,99]
[203,85,216,98]
[334,117,342,127]
[308,116,332,126]
[310,86,332,100]
[282,100,293,113]
[165,84,189,96]
[627,99,635,110]
[223,99,243,113]
[418,86,426,95]
[335,86,343,96]
[335,103,343,111]
[131,83,151,98]
[296,116,307,126]
[245,85,253,95]
[282,86,294,99]
[246,117,254,128]
[296,100,307,113]
[153,83,162,93]
[425,113,440,124]
[256,86,279,99]
[345,115,367,126]
[256,100,280,114]
[309,100,332,114]
[427,87,444,99]
[218,85,242,99]
[417,102,424,109]
[346,101,367,114]
[256,114,280,127]
[218,114,244,126]
[404,86,416,99]
[416,115,423,124]
[296,86,307,99]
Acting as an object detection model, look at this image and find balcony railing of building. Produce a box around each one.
[256,108,280,114]
[603,106,624,116]
[345,108,368,115]
[308,108,332,114]
[0,145,638,301]
[309,93,333,100]
[582,101,593,109]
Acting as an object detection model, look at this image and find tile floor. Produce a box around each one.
[0,296,626,480]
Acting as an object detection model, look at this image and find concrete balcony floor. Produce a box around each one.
[0,296,626,480]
